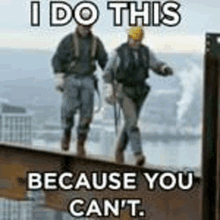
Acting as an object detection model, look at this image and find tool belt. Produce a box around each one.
[65,74,99,91]
[122,82,151,101]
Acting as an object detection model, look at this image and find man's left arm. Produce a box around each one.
[96,37,108,70]
[149,49,173,76]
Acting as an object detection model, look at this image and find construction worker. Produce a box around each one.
[51,18,108,156]
[103,26,173,166]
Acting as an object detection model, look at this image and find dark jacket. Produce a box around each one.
[52,31,108,76]
[103,43,168,101]
[116,43,149,85]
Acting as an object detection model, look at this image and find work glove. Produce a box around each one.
[163,66,173,76]
[54,73,65,92]
[104,84,115,105]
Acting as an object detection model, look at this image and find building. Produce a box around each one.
[0,198,33,220]
[0,100,33,145]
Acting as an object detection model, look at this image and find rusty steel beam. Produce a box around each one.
[202,33,220,220]
[0,142,201,219]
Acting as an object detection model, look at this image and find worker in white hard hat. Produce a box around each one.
[52,9,108,155]
[103,26,173,166]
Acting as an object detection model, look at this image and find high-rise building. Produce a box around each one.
[0,100,33,145]
[0,199,33,220]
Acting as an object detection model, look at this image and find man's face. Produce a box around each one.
[128,37,141,49]
[77,25,92,37]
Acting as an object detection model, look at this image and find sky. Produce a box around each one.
[0,0,220,53]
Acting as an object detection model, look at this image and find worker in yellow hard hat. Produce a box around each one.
[128,26,144,40]
[103,26,173,166]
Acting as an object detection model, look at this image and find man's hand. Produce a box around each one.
[104,84,115,105]
[163,67,173,76]
[54,73,65,92]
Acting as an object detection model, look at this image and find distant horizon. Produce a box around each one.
[1,0,220,54]
[0,46,204,55]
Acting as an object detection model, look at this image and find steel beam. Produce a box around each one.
[202,33,220,220]
[0,142,201,219]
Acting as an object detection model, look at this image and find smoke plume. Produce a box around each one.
[176,59,203,126]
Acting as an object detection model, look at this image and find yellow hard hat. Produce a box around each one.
[128,26,144,41]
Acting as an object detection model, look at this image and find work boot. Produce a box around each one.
[134,153,145,166]
[115,128,128,164]
[77,133,87,157]
[61,129,71,151]
[115,148,124,164]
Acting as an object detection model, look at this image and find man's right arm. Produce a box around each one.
[51,33,72,74]
[52,34,73,92]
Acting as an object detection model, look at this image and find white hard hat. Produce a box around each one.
[81,8,92,20]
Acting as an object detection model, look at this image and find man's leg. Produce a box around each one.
[133,90,149,164]
[115,126,129,164]
[77,77,94,157]
[121,95,145,166]
[61,77,80,151]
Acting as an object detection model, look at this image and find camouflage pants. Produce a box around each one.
[61,75,94,136]
[116,84,150,155]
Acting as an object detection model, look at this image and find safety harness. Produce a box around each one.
[72,32,101,113]
[72,32,97,64]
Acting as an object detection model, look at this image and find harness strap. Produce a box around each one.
[73,33,80,58]
[72,33,97,59]
[91,35,97,58]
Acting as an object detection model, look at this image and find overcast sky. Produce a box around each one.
[0,0,220,53]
